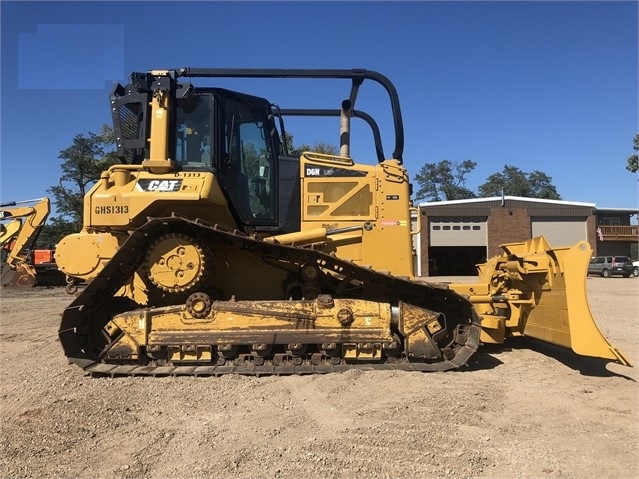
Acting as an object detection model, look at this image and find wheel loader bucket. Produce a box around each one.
[450,237,631,366]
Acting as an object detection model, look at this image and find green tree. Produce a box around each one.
[37,217,79,248]
[413,159,477,202]
[285,133,339,158]
[477,165,561,199]
[42,124,119,243]
[626,133,638,173]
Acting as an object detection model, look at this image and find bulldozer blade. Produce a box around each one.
[516,240,631,366]
[451,237,631,366]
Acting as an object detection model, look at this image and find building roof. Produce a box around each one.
[418,195,596,208]
[595,207,639,215]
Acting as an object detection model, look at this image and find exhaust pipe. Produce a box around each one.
[340,99,351,157]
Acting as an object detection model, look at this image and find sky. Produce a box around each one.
[1,1,637,216]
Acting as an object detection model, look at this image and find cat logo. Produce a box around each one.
[136,179,183,192]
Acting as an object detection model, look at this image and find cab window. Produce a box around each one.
[220,95,276,223]
[175,93,212,168]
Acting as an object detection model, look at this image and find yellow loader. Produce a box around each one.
[1,198,66,287]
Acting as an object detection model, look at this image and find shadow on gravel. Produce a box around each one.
[462,348,504,371]
[507,337,636,380]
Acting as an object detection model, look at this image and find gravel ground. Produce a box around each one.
[0,276,637,479]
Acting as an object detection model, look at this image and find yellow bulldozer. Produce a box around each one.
[56,68,629,375]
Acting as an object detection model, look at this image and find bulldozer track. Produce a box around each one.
[59,214,481,376]
[86,359,467,377]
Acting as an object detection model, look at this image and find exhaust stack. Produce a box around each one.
[340,99,351,157]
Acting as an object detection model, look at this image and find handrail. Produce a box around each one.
[597,225,639,240]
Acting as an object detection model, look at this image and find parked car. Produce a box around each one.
[633,260,639,277]
[588,256,635,278]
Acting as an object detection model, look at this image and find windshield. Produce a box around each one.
[175,93,213,168]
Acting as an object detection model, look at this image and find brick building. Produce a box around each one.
[415,196,638,276]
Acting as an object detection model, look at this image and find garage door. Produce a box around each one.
[531,217,587,248]
[429,217,487,247]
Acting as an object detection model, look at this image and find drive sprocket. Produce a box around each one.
[144,233,210,293]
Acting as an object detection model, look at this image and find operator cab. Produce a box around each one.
[111,79,300,234]
[174,89,281,228]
